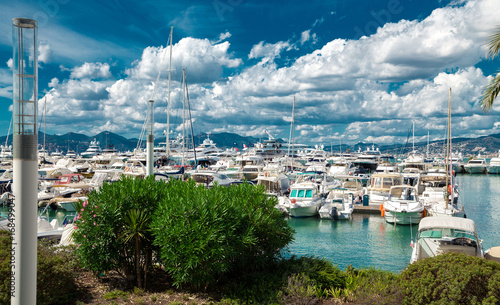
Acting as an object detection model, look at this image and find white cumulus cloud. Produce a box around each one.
[70,62,112,79]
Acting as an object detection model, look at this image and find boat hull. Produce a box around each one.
[488,166,500,174]
[384,210,423,225]
[287,204,320,217]
[464,166,487,174]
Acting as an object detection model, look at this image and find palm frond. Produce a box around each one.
[121,209,151,244]
[486,25,500,59]
[480,71,500,113]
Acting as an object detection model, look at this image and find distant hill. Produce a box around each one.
[0,131,498,157]
[349,133,500,157]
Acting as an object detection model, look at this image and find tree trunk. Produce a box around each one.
[135,234,142,288]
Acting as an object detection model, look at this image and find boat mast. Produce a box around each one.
[287,96,294,156]
[445,88,451,209]
[181,69,186,168]
[166,26,174,159]
[185,69,197,166]
[412,120,415,153]
[426,130,429,159]
[44,96,46,154]
[291,96,295,169]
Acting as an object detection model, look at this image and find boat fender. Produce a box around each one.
[379,204,384,217]
[264,171,270,177]
[448,184,452,195]
[422,209,427,218]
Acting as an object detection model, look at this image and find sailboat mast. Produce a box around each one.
[445,88,451,209]
[44,96,46,154]
[426,130,429,158]
[166,26,174,159]
[181,69,186,167]
[288,96,295,156]
[185,71,197,166]
[412,120,414,153]
[291,96,295,166]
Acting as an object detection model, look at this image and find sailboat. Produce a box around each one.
[424,88,465,217]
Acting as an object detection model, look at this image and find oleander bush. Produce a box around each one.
[0,231,79,305]
[151,179,295,290]
[73,176,168,289]
[398,252,500,305]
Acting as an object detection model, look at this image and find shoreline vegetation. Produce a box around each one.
[2,178,500,304]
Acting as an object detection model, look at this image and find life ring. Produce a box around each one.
[291,198,297,204]
[264,171,270,177]
[124,167,130,172]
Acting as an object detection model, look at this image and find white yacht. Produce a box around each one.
[81,139,102,159]
[410,216,483,264]
[190,170,237,188]
[419,171,464,217]
[256,167,290,197]
[464,158,487,174]
[367,172,403,205]
[285,181,324,217]
[328,158,354,177]
[320,190,354,220]
[383,185,425,225]
[487,151,500,174]
[352,145,381,173]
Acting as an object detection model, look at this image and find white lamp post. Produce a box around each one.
[11,17,38,305]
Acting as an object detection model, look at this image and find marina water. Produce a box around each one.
[286,174,500,273]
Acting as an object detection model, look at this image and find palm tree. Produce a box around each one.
[121,208,151,289]
[481,25,500,113]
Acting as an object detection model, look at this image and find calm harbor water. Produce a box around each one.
[286,174,500,273]
[1,174,498,274]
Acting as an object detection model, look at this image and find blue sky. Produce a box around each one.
[1,0,500,148]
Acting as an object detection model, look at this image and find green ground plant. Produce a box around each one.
[0,230,11,304]
[0,231,80,305]
[398,252,500,304]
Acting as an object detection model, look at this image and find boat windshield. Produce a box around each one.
[418,229,476,241]
[290,189,314,198]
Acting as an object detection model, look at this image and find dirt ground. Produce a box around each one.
[73,269,216,305]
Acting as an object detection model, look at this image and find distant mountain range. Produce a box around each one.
[0,131,499,157]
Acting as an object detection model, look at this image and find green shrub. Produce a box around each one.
[399,252,500,304]
[151,180,294,290]
[0,230,12,304]
[73,176,167,288]
[0,231,80,305]
[36,242,80,305]
[282,256,347,290]
[351,267,403,305]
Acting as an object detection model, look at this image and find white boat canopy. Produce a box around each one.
[418,216,477,233]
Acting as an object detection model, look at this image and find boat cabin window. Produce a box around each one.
[371,177,382,188]
[305,189,313,198]
[383,178,394,188]
[290,189,297,197]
